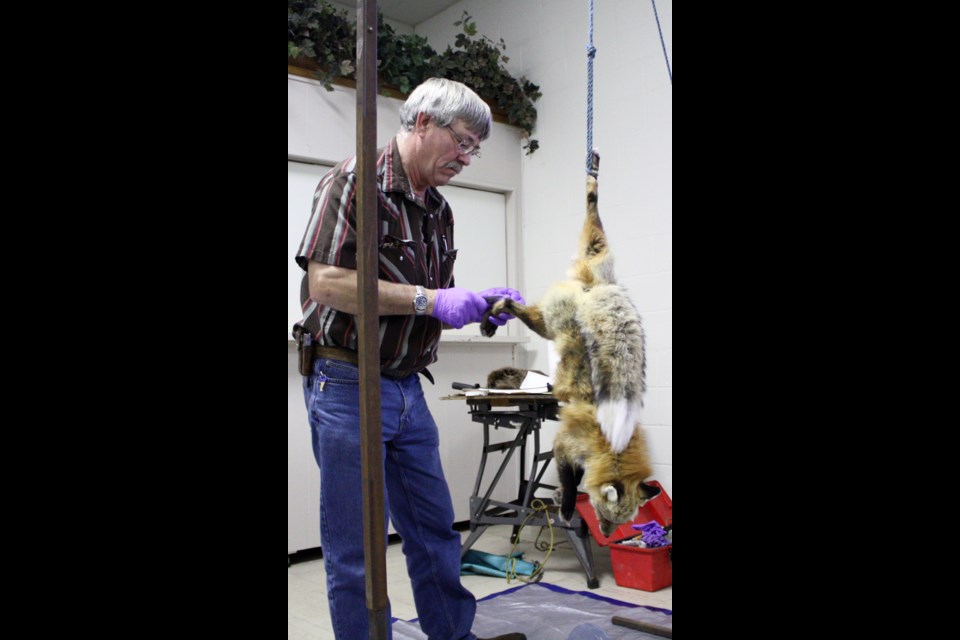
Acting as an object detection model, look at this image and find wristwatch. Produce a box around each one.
[413,285,428,315]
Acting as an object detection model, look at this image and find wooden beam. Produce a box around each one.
[355,1,388,638]
[611,615,673,638]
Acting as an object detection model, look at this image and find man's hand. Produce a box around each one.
[478,287,526,326]
[431,288,489,329]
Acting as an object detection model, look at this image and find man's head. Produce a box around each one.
[400,78,492,140]
[398,78,493,190]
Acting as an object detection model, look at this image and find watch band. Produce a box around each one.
[413,285,428,315]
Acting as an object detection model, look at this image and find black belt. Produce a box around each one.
[312,345,434,384]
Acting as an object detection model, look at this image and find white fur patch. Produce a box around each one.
[596,398,641,453]
[602,485,618,503]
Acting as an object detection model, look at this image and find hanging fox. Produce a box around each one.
[480,150,660,537]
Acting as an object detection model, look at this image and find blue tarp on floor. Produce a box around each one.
[391,582,672,640]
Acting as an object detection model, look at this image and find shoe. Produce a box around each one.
[477,635,526,640]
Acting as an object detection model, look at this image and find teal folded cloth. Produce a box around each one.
[460,549,539,578]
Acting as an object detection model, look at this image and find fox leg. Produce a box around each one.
[571,150,614,285]
[580,157,607,260]
[552,420,587,525]
[553,457,584,524]
[586,149,602,231]
[479,297,549,338]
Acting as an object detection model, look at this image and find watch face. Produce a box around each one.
[415,292,428,313]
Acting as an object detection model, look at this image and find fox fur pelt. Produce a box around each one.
[480,150,660,536]
[486,366,549,389]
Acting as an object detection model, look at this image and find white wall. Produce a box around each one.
[416,0,673,497]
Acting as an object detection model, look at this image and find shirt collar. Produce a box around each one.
[379,137,443,207]
[379,138,408,195]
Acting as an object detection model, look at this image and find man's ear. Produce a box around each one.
[415,112,431,132]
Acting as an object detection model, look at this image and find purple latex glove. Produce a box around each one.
[432,287,489,329]
[478,287,526,326]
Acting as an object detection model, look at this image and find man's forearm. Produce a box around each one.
[307,261,437,316]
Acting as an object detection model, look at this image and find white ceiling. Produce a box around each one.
[375,0,463,26]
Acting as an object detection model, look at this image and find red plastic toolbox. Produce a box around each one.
[575,480,672,591]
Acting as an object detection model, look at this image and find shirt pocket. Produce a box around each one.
[440,248,458,287]
[379,234,417,281]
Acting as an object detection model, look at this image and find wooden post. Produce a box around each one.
[356,1,388,638]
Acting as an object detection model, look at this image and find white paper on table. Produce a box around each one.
[462,387,550,396]
[458,370,554,396]
[520,370,552,391]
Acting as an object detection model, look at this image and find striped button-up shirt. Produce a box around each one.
[295,139,457,375]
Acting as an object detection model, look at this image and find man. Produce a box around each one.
[294,78,526,640]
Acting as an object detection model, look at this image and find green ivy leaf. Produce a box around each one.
[288,0,539,154]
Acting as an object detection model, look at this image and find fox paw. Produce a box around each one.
[552,487,563,506]
[553,488,574,524]
[588,149,600,177]
[480,297,509,337]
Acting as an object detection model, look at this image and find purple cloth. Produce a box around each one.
[631,521,669,548]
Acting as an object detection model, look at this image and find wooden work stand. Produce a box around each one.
[443,393,599,588]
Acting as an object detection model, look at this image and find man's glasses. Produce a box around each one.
[444,125,481,158]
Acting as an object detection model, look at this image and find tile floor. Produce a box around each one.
[288,525,672,638]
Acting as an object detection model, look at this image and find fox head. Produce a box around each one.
[587,481,662,538]
[557,401,659,538]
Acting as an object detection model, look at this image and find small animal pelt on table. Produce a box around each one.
[461,549,540,580]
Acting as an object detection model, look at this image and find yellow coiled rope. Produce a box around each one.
[504,498,557,584]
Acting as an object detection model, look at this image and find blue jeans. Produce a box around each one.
[303,357,478,640]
